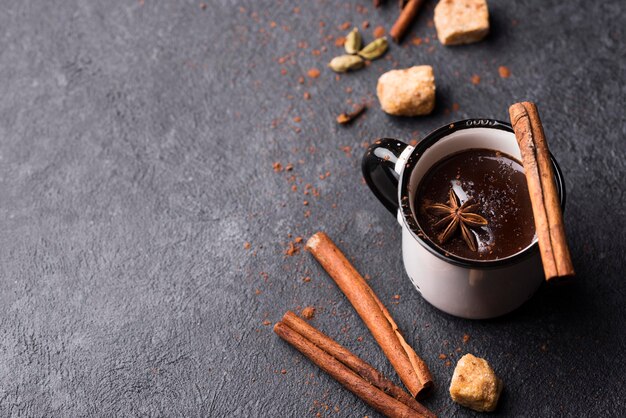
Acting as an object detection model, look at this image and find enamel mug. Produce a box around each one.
[362,119,565,319]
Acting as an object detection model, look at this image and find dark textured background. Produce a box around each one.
[0,1,624,417]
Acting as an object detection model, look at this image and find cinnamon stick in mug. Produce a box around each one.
[509,102,575,281]
[306,232,433,398]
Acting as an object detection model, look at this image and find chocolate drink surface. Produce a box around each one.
[415,148,536,261]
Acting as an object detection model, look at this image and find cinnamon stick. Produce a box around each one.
[274,321,430,418]
[306,232,433,398]
[509,102,575,281]
[389,0,424,43]
[282,312,436,418]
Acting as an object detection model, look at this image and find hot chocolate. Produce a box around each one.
[415,148,535,261]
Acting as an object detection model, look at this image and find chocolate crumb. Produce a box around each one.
[301,306,316,319]
[336,104,367,125]
[284,242,299,256]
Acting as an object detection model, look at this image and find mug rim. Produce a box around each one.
[398,119,566,270]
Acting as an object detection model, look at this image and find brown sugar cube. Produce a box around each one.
[376,66,436,116]
[449,353,503,412]
[434,0,490,46]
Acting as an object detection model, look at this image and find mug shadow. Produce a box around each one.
[414,274,622,413]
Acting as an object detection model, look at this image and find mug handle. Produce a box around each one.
[361,138,412,216]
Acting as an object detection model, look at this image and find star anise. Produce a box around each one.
[425,189,488,252]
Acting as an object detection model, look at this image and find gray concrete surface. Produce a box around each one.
[0,1,624,416]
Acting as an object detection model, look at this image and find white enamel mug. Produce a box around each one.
[362,119,565,319]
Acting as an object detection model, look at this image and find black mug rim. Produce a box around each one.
[398,119,566,270]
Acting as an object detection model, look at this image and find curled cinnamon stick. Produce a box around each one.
[306,232,433,398]
[274,322,428,418]
[509,102,575,281]
[282,312,435,417]
[390,0,424,43]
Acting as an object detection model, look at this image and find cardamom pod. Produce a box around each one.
[328,55,365,73]
[344,27,362,55]
[358,37,388,61]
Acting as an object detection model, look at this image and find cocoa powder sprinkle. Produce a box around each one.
[335,36,346,47]
[301,306,316,319]
[307,68,321,78]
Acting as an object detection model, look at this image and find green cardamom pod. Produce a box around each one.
[358,37,388,61]
[344,27,362,55]
[328,55,365,73]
